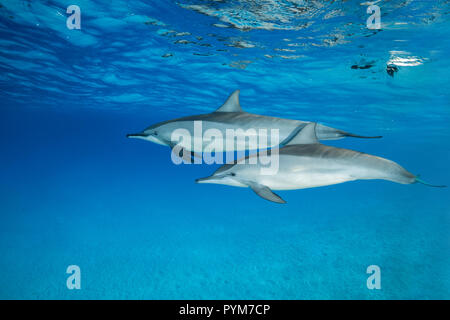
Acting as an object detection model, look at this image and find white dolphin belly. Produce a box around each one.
[252,154,380,190]
[258,166,359,190]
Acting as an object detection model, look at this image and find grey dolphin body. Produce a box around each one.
[196,123,445,203]
[127,90,381,153]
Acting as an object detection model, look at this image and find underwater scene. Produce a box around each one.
[0,0,449,299]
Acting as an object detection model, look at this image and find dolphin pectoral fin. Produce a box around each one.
[248,182,286,204]
[178,148,199,163]
[170,145,202,163]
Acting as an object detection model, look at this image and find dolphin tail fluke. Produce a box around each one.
[415,176,447,188]
[248,182,286,204]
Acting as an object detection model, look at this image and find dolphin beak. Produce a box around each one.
[195,176,215,184]
[127,132,168,146]
[126,133,147,139]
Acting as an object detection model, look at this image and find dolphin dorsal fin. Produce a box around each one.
[215,90,243,113]
[286,122,319,145]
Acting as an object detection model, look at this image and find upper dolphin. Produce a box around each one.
[127,90,381,154]
[196,123,445,203]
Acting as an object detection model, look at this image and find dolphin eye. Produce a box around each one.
[153,131,158,136]
[230,173,236,176]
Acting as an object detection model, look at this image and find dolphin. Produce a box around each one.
[127,90,381,155]
[196,123,445,203]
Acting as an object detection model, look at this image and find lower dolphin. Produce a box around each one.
[196,123,445,203]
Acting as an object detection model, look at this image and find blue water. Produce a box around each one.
[0,0,449,299]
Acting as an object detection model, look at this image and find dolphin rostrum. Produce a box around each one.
[196,123,445,203]
[127,90,381,155]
